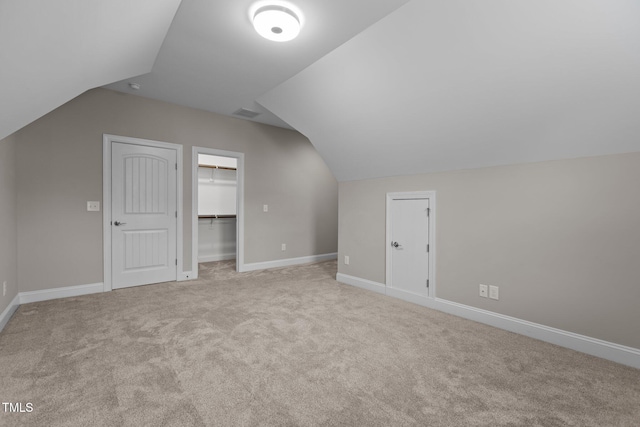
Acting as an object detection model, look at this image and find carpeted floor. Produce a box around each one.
[0,260,639,426]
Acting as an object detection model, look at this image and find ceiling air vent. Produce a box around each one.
[233,108,261,119]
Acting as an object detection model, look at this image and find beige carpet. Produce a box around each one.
[0,260,638,426]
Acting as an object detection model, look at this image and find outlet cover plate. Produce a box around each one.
[479,284,488,298]
[489,285,499,300]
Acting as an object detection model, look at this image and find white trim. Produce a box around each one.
[336,274,640,369]
[19,283,103,304]
[386,191,436,298]
[192,147,245,278]
[336,273,386,295]
[178,271,193,281]
[242,253,337,272]
[386,286,435,307]
[0,294,20,332]
[103,134,183,292]
[198,254,236,263]
[432,298,640,369]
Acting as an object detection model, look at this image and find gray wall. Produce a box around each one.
[338,152,640,349]
[0,133,18,314]
[14,88,338,292]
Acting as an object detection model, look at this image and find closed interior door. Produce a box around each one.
[111,142,177,289]
[390,198,430,296]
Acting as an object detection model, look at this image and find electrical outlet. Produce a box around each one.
[344,255,350,265]
[281,243,286,251]
[263,204,269,212]
[489,285,499,300]
[479,284,488,298]
[2,281,6,297]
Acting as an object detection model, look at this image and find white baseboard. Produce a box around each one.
[336,273,640,370]
[241,252,337,272]
[433,298,640,370]
[0,294,21,333]
[178,271,194,281]
[19,282,103,304]
[198,253,236,263]
[386,287,434,307]
[336,273,386,295]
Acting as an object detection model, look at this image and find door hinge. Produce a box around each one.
[175,163,178,170]
[175,211,177,218]
[175,259,178,266]
[427,208,430,217]
[426,279,429,288]
[427,244,430,253]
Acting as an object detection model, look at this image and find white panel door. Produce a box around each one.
[390,198,430,296]
[111,142,177,289]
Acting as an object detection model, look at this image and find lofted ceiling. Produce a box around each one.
[104,0,410,128]
[3,0,640,182]
[259,0,640,181]
[0,0,182,141]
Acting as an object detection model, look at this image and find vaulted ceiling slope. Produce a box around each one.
[0,0,181,141]
[258,0,640,182]
[104,0,410,129]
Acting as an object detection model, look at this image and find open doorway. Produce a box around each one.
[198,154,237,263]
[191,147,244,278]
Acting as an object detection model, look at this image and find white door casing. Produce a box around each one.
[386,191,436,298]
[103,135,183,291]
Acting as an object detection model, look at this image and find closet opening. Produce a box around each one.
[198,154,237,263]
[191,147,245,277]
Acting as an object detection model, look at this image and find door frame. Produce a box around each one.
[103,134,183,292]
[191,146,245,277]
[386,191,436,298]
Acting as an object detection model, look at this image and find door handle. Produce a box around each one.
[392,241,401,248]
[113,221,127,226]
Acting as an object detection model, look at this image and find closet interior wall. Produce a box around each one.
[198,154,237,263]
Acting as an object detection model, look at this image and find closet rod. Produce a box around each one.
[198,214,237,219]
[198,164,237,171]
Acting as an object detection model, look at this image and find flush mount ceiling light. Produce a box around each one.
[253,5,300,42]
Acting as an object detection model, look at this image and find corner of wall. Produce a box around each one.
[0,132,19,327]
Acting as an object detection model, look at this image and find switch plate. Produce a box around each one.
[344,255,350,265]
[281,243,286,251]
[263,204,268,212]
[489,285,499,300]
[2,281,6,297]
[479,284,488,298]
[87,201,100,212]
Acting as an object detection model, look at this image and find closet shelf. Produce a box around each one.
[198,214,236,219]
[198,164,237,171]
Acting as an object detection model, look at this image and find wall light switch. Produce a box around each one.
[344,255,350,265]
[281,243,286,251]
[489,285,499,300]
[87,201,100,212]
[263,204,268,212]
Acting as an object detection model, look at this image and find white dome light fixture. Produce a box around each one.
[253,5,300,42]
